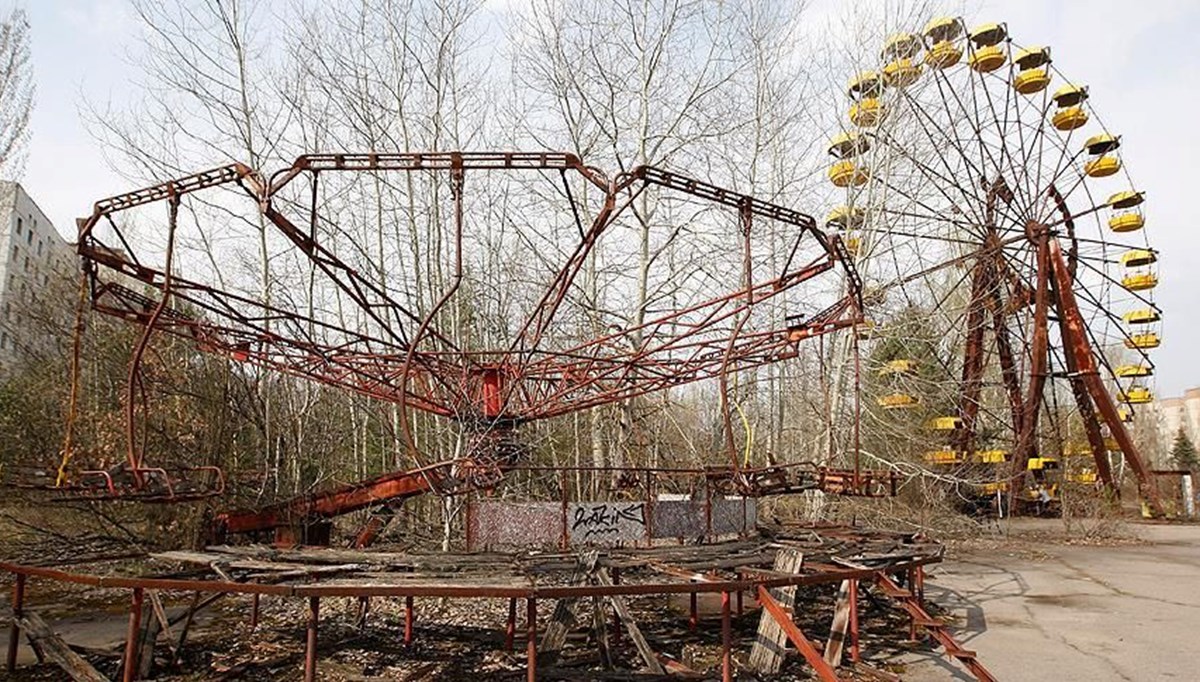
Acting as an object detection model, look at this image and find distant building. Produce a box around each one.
[1143,388,1200,468]
[0,182,75,371]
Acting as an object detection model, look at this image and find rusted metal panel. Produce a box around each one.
[567,502,648,546]
[711,497,756,535]
[467,501,562,550]
[651,500,706,539]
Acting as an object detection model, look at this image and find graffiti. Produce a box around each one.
[569,502,647,541]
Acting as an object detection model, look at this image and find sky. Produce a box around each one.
[13,0,1200,396]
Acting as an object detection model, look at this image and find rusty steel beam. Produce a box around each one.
[214,460,454,537]
[756,585,842,682]
[1046,238,1162,514]
[1010,227,1051,502]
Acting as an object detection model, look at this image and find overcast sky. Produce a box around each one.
[15,0,1200,396]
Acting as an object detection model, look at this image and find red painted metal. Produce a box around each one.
[122,587,144,682]
[404,595,415,645]
[874,572,996,682]
[63,151,860,507]
[1046,238,1161,513]
[213,460,451,538]
[304,597,319,682]
[6,573,24,672]
[526,597,538,682]
[721,591,732,682]
[756,585,842,682]
[849,579,860,663]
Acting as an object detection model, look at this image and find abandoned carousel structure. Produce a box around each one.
[1,14,1169,682]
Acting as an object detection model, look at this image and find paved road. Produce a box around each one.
[901,521,1200,681]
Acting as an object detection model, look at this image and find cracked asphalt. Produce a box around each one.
[900,520,1200,681]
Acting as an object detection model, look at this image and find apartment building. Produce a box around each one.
[0,181,75,370]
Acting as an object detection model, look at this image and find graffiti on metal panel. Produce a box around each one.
[570,502,646,540]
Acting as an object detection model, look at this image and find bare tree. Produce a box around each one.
[0,7,32,179]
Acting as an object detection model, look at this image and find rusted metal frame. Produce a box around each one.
[755,585,842,682]
[1049,276,1116,491]
[503,168,628,367]
[404,595,415,644]
[78,163,258,238]
[524,325,855,421]
[215,459,456,535]
[261,205,444,355]
[519,271,847,418]
[501,199,617,393]
[0,555,940,603]
[1046,238,1162,514]
[84,242,454,417]
[721,590,733,682]
[1010,228,1051,501]
[848,579,860,663]
[122,588,144,682]
[873,572,996,682]
[6,573,24,672]
[121,193,182,488]
[267,152,609,196]
[954,256,990,454]
[987,282,1026,441]
[397,161,469,469]
[526,597,538,682]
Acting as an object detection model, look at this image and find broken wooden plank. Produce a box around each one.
[824,579,853,667]
[594,567,665,675]
[14,612,110,682]
[539,550,599,662]
[756,586,841,682]
[748,547,803,674]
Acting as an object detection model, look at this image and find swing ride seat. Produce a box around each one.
[703,462,897,498]
[2,463,226,503]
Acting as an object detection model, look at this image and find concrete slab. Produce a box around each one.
[899,521,1200,681]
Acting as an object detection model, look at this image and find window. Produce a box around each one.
[15,218,20,235]
[37,240,42,256]
[23,255,28,271]
[25,229,31,245]
[1,332,8,349]
[10,244,16,261]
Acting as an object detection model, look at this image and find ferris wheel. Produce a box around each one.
[822,16,1162,511]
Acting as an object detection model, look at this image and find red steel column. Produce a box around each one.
[849,579,860,663]
[122,587,144,682]
[526,597,538,682]
[721,591,732,682]
[404,595,415,644]
[6,573,25,672]
[304,597,319,682]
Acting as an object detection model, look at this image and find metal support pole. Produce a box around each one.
[304,597,319,682]
[6,573,25,672]
[849,579,860,663]
[689,588,699,631]
[505,598,517,652]
[721,591,732,682]
[736,587,744,616]
[404,595,414,644]
[526,597,538,682]
[122,587,144,682]
[611,567,621,644]
[357,596,370,629]
[250,594,260,630]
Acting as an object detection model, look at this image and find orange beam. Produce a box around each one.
[756,585,842,682]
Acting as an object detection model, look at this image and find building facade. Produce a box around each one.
[0,181,74,371]
[1141,388,1200,469]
